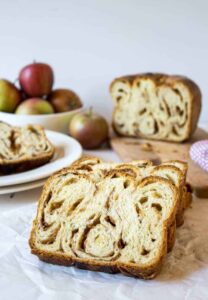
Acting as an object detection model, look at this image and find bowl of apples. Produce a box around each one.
[0,62,84,133]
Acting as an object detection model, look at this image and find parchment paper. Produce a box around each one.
[0,197,208,300]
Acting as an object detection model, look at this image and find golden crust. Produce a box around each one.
[167,220,176,252]
[0,155,54,174]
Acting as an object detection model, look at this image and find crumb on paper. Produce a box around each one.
[141,143,153,152]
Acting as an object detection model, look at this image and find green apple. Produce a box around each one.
[0,79,22,112]
[15,98,54,115]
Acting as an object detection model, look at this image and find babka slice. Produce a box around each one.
[73,157,189,227]
[71,157,191,251]
[0,122,54,174]
[29,168,178,279]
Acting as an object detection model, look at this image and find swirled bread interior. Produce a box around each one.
[110,73,201,142]
[30,163,178,279]
[73,157,191,252]
[74,157,189,227]
[0,122,54,174]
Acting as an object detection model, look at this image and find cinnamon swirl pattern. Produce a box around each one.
[110,73,201,142]
[30,164,178,279]
[0,122,54,174]
[72,157,190,252]
[74,157,189,227]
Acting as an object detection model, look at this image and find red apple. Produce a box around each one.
[0,79,22,112]
[19,62,54,97]
[69,109,109,149]
[15,98,54,115]
[48,89,82,113]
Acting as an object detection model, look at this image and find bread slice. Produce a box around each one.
[0,122,54,174]
[29,167,178,279]
[76,158,191,224]
[73,157,188,227]
[71,157,191,252]
[110,73,201,142]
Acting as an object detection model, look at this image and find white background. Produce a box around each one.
[0,0,207,122]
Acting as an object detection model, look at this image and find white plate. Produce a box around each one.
[0,130,82,187]
[0,178,46,195]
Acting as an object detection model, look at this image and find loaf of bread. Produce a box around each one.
[110,73,201,142]
[0,122,54,174]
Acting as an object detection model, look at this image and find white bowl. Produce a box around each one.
[0,107,84,133]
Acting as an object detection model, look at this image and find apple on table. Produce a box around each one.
[69,108,109,149]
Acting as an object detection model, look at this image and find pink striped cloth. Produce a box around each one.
[190,140,208,172]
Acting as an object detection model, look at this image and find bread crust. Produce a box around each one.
[0,153,54,174]
[110,73,201,142]
[0,122,54,174]
[32,249,164,279]
[167,220,176,252]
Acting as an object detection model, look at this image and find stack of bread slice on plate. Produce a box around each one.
[29,156,191,279]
